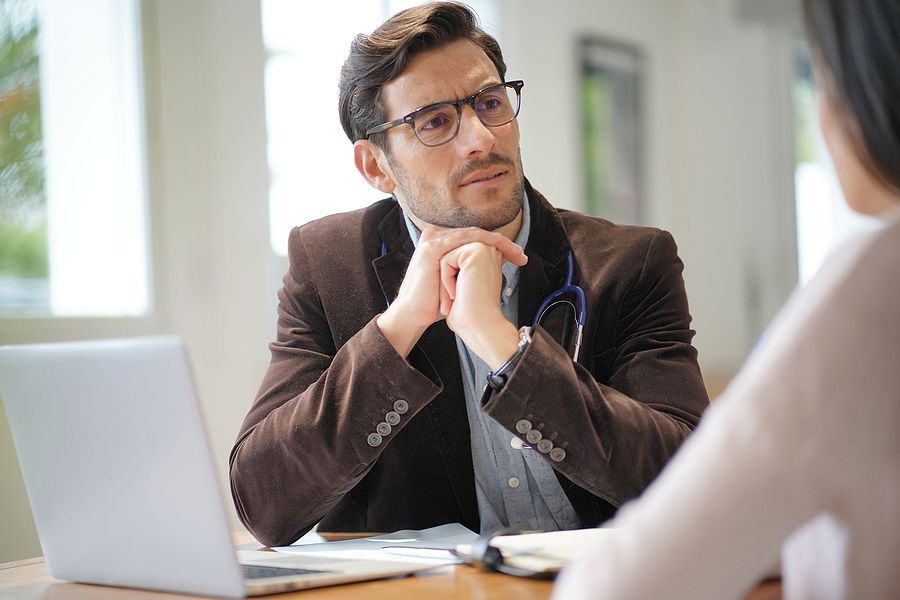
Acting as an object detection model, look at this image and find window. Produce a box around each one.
[0,0,149,316]
[792,43,879,285]
[1,0,45,311]
[261,0,500,256]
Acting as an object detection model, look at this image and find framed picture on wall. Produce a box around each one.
[579,37,644,224]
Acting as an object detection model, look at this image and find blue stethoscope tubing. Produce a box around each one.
[379,242,587,362]
[531,251,586,362]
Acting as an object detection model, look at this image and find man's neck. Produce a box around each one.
[495,208,523,242]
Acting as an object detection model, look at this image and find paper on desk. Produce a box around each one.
[271,523,478,565]
[456,527,617,574]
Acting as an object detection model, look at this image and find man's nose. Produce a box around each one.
[454,104,495,155]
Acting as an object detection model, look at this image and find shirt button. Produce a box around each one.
[367,433,383,447]
[525,429,542,444]
[393,399,409,415]
[385,411,401,426]
[510,437,525,450]
[504,287,513,297]
[508,477,520,488]
[550,447,566,462]
[515,419,532,434]
[376,422,392,436]
[537,439,553,453]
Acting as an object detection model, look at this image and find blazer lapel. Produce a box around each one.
[518,184,572,339]
[372,204,413,308]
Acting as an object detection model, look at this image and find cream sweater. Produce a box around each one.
[553,211,900,599]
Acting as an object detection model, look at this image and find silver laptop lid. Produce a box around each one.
[0,337,245,598]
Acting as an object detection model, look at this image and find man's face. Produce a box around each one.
[376,38,524,231]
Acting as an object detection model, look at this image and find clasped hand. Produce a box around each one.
[376,226,526,368]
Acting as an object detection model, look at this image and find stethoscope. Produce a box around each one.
[532,250,586,362]
[380,243,587,362]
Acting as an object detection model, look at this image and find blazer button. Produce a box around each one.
[549,447,566,462]
[515,419,532,434]
[367,433,383,447]
[525,429,542,444]
[393,399,409,415]
[385,411,401,426]
[376,422,392,436]
[537,439,553,454]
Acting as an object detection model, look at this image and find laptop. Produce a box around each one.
[0,336,440,597]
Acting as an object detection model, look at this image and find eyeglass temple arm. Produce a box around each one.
[366,117,406,137]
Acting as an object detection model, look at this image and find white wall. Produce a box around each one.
[142,0,276,493]
[0,0,800,562]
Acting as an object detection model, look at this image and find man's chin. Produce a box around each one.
[400,178,524,230]
[477,209,522,232]
[433,206,521,231]
[452,184,524,230]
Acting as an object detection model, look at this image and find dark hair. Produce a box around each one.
[804,0,900,192]
[338,1,506,147]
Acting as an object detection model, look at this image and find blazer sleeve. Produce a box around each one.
[482,230,708,508]
[229,227,442,547]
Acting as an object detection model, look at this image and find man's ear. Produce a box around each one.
[354,140,396,194]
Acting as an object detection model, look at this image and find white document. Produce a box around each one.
[272,523,479,565]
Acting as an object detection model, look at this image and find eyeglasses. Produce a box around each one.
[365,80,524,147]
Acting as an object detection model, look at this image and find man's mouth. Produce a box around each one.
[459,168,508,187]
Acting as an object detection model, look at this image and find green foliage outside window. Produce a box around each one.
[1,0,47,279]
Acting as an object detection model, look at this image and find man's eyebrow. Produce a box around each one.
[414,80,505,110]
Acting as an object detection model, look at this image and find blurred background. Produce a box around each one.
[0,0,880,562]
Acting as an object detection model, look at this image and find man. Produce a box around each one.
[230,2,708,548]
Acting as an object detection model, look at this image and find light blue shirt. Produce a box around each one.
[402,195,581,532]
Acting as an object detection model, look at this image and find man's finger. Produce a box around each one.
[440,253,460,300]
[439,279,452,316]
[420,226,528,266]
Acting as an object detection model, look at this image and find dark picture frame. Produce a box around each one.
[579,37,644,224]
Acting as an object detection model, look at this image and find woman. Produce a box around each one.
[552,0,900,598]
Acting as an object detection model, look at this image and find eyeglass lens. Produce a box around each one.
[412,83,520,146]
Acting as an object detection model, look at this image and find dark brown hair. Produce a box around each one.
[338,2,506,147]
[804,0,900,192]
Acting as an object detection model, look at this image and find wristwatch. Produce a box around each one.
[486,326,533,392]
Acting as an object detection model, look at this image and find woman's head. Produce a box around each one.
[804,0,900,213]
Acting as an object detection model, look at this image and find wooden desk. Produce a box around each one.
[0,555,552,600]
[0,533,781,600]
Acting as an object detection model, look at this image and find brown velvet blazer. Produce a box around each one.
[230,181,709,547]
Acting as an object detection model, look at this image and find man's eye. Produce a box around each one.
[477,96,504,112]
[419,114,451,131]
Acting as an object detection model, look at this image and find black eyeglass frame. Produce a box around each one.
[364,80,524,147]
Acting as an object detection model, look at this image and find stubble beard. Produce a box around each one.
[388,150,525,232]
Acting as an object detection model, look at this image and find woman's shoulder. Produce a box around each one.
[828,213,900,305]
[795,213,900,316]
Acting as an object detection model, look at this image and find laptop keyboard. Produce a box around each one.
[241,564,330,579]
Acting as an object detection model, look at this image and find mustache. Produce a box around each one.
[450,153,517,186]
